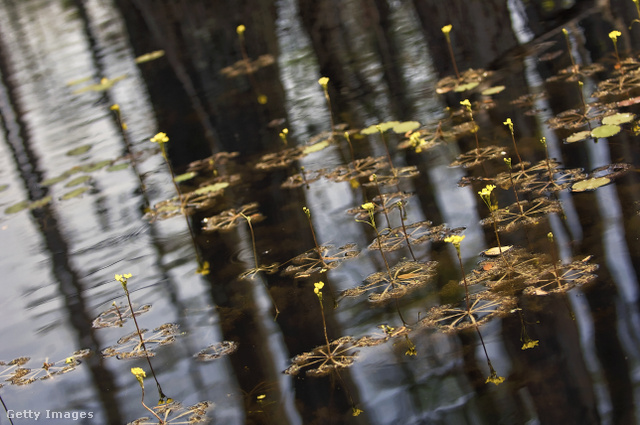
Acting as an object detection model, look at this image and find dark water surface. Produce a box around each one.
[1,1,640,424]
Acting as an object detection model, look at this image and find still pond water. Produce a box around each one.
[1,1,640,424]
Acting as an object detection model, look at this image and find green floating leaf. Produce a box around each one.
[65,175,91,187]
[174,171,197,183]
[41,175,68,186]
[106,163,130,172]
[193,182,229,195]
[0,184,8,193]
[591,124,621,138]
[481,85,506,96]
[454,81,480,92]
[571,177,611,192]
[29,196,52,210]
[134,50,165,64]
[391,121,421,134]
[60,187,90,200]
[565,130,592,144]
[602,112,635,125]
[80,160,112,173]
[361,121,400,135]
[5,201,29,214]
[66,145,92,156]
[302,139,331,155]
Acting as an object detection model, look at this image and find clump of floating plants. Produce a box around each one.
[545,28,605,83]
[283,207,359,279]
[421,235,509,385]
[285,282,359,377]
[436,25,492,94]
[0,350,90,387]
[129,368,213,425]
[449,99,504,168]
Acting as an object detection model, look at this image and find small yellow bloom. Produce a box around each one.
[503,118,514,134]
[150,132,169,144]
[361,202,375,211]
[478,184,496,199]
[441,24,452,35]
[110,104,120,111]
[131,367,146,387]
[303,206,311,217]
[609,30,622,42]
[562,28,568,36]
[504,157,512,168]
[485,372,505,385]
[236,25,246,36]
[318,77,329,89]
[460,99,471,108]
[114,273,132,283]
[257,394,266,401]
[257,94,268,104]
[352,407,364,416]
[314,281,324,301]
[444,234,465,247]
[521,339,539,350]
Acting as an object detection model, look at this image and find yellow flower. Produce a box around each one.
[110,104,120,111]
[303,206,311,218]
[562,28,568,36]
[314,281,324,301]
[485,371,505,385]
[503,118,514,134]
[236,25,246,36]
[318,77,329,89]
[478,184,497,212]
[361,202,375,211]
[504,157,512,168]
[352,407,364,417]
[114,273,132,283]
[609,30,621,41]
[131,367,146,387]
[460,99,471,108]
[441,24,452,35]
[150,132,169,144]
[443,234,465,248]
[521,339,539,350]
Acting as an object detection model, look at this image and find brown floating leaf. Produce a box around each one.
[284,336,358,377]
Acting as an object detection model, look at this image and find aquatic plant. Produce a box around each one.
[450,100,504,168]
[101,324,181,359]
[194,341,239,361]
[92,302,152,329]
[201,203,263,233]
[0,350,90,386]
[112,274,170,402]
[318,76,336,135]
[285,283,359,377]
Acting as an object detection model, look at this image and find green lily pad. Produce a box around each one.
[565,130,592,144]
[361,121,400,135]
[571,177,611,192]
[66,145,92,156]
[302,139,331,155]
[65,175,91,187]
[60,187,90,200]
[193,182,229,195]
[391,121,421,134]
[29,196,52,210]
[481,85,506,96]
[602,112,635,125]
[41,175,68,186]
[5,201,29,214]
[80,160,112,173]
[174,171,197,183]
[454,81,480,92]
[591,124,621,138]
[106,163,130,172]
